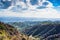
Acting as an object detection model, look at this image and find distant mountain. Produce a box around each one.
[23,21,60,40]
[7,21,42,32]
[0,17,60,22]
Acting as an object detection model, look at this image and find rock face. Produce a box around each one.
[0,22,40,40]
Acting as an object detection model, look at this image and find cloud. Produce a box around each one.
[0,0,60,18]
[0,7,60,18]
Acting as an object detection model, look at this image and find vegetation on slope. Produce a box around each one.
[23,21,60,40]
[0,22,40,40]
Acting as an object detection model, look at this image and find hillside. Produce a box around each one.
[0,22,40,40]
[7,21,39,31]
[23,21,60,40]
[6,21,60,40]
[0,22,22,40]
